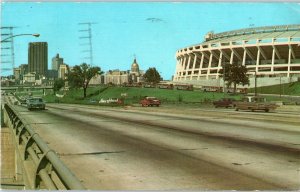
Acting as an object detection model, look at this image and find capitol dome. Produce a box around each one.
[131,58,140,74]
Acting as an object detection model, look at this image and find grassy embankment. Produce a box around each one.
[248,81,300,102]
[42,86,242,107]
[16,82,300,106]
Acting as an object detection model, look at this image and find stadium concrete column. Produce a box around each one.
[182,56,187,79]
[177,57,183,80]
[174,57,180,80]
[178,57,184,80]
[288,44,292,77]
[207,52,213,79]
[256,48,260,72]
[242,49,246,65]
[191,53,197,75]
[271,45,275,72]
[185,54,192,80]
[230,50,234,64]
[217,52,223,78]
[197,53,204,80]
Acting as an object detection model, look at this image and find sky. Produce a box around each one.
[1,2,300,80]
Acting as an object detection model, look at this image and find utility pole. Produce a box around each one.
[223,57,226,97]
[78,22,97,66]
[255,71,257,97]
[1,27,16,74]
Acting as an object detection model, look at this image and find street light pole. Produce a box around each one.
[1,33,40,43]
[255,71,257,97]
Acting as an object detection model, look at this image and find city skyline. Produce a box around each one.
[1,2,300,80]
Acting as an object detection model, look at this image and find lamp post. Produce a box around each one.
[254,71,257,97]
[1,33,40,43]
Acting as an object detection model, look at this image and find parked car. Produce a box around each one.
[213,98,236,108]
[26,97,46,110]
[235,96,279,112]
[140,97,161,107]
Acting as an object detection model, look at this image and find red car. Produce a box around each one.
[140,97,161,107]
[213,98,236,108]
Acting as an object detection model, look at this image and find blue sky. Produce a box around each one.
[1,2,300,80]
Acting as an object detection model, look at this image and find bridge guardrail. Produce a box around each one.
[3,103,85,190]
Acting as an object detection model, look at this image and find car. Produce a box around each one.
[235,96,279,112]
[213,98,236,108]
[26,97,46,110]
[140,96,161,107]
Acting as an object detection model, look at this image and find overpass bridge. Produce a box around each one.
[1,86,53,92]
[1,96,85,190]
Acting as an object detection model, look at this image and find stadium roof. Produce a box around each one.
[203,24,300,45]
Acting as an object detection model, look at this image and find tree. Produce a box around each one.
[143,67,161,84]
[221,63,249,93]
[67,63,103,98]
[53,78,65,94]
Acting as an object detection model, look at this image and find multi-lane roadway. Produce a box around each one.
[9,102,300,190]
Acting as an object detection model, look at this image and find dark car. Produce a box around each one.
[213,98,236,108]
[26,97,46,110]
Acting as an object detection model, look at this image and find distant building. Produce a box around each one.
[90,74,105,85]
[52,53,63,71]
[105,70,130,85]
[19,64,28,75]
[130,58,144,83]
[47,70,58,80]
[105,58,144,85]
[28,42,48,76]
[58,64,69,80]
[23,72,37,85]
[13,67,21,80]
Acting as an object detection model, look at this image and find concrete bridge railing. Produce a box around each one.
[3,103,85,190]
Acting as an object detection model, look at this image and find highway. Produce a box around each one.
[10,103,300,190]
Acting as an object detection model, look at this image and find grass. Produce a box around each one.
[249,81,300,95]
[16,82,300,106]
[40,85,243,106]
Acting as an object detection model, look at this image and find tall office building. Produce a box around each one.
[52,53,63,70]
[58,64,68,80]
[28,42,48,76]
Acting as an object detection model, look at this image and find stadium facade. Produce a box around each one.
[173,25,300,88]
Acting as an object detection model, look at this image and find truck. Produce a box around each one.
[234,96,279,112]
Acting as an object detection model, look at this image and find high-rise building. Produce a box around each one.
[13,68,21,80]
[58,64,69,80]
[19,64,28,75]
[52,53,63,70]
[28,42,48,76]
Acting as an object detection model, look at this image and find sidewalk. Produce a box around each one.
[1,126,24,189]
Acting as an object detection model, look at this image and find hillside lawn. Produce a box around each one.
[42,85,242,107]
[15,82,300,106]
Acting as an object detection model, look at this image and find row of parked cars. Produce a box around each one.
[213,96,279,112]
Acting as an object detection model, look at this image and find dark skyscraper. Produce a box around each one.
[28,42,48,76]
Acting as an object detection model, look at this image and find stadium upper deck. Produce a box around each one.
[174,25,300,85]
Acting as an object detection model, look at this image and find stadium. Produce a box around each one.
[173,25,300,89]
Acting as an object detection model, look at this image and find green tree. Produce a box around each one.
[53,78,65,94]
[221,63,249,93]
[67,63,103,98]
[143,67,161,84]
